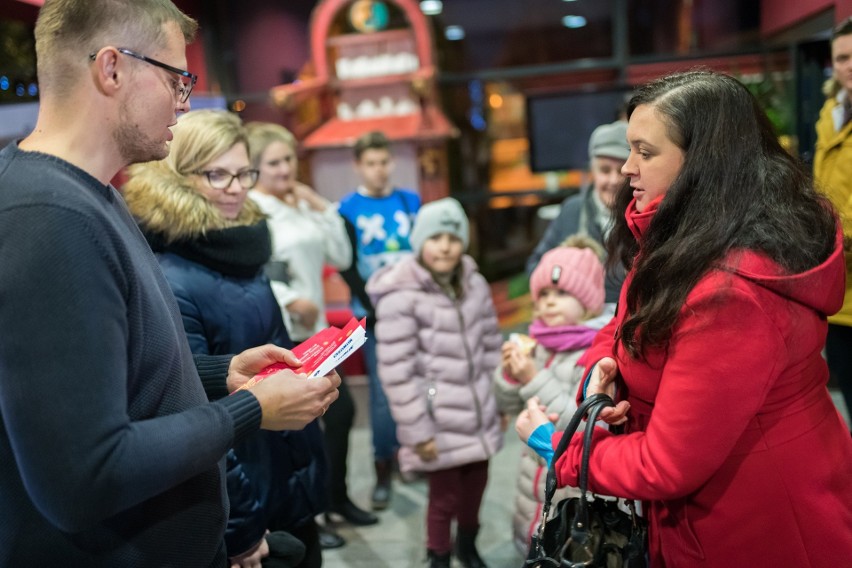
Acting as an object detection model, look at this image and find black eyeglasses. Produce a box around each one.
[88,47,197,103]
[194,169,260,190]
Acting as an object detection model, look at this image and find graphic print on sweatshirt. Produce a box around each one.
[338,189,420,281]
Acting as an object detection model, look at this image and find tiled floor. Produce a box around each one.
[321,385,525,568]
[320,378,850,568]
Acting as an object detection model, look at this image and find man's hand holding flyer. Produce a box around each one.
[236,317,367,392]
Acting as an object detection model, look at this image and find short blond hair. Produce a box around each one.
[126,109,248,195]
[245,122,297,169]
[164,109,247,176]
[124,110,264,241]
[35,0,197,95]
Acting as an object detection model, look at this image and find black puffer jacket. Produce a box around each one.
[156,247,328,555]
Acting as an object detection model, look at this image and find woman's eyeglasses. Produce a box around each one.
[194,169,260,190]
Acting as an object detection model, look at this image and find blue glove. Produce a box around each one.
[527,422,557,465]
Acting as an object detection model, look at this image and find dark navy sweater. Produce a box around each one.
[0,143,262,566]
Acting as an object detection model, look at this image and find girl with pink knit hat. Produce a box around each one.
[493,236,609,555]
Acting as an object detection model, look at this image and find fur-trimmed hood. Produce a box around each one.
[122,162,266,243]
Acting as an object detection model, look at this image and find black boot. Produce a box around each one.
[327,497,379,526]
[316,523,346,550]
[455,527,488,568]
[427,549,451,568]
[371,459,393,510]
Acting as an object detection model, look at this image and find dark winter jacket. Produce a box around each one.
[156,250,328,553]
[124,168,327,557]
[526,187,625,302]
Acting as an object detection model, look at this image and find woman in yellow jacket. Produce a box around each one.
[814,16,852,422]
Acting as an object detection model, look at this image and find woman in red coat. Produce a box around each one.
[517,70,852,567]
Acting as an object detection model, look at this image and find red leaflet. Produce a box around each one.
[234,317,367,392]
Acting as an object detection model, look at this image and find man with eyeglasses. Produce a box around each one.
[815,16,852,429]
[90,47,198,104]
[0,1,340,566]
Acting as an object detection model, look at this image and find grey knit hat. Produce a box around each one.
[410,197,470,253]
[588,120,630,161]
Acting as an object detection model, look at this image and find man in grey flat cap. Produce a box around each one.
[526,120,629,303]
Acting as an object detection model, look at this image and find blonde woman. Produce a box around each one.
[124,110,330,568]
[246,122,352,342]
[246,123,376,539]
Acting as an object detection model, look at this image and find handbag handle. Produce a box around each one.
[571,396,612,544]
[541,393,614,522]
[526,393,617,568]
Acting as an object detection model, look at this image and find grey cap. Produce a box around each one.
[588,120,630,161]
[410,197,470,254]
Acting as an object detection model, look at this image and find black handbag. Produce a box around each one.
[523,393,648,568]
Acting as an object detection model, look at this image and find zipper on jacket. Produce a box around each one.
[426,381,437,419]
[452,296,490,456]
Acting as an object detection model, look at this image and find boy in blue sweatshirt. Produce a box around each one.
[337,131,420,510]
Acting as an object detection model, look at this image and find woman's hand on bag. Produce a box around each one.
[587,357,630,425]
[415,439,438,462]
[515,397,559,443]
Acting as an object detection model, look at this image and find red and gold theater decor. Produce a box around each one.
[270,0,456,203]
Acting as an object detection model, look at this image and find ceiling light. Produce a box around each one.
[445,25,465,41]
[562,15,587,28]
[420,0,443,16]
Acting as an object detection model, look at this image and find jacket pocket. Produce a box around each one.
[663,498,705,562]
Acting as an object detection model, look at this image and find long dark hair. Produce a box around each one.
[607,70,836,359]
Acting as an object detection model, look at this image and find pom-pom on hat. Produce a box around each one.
[410,197,470,253]
[530,239,605,315]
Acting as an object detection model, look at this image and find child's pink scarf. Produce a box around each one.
[528,320,598,353]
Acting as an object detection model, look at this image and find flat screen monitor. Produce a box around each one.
[526,88,631,173]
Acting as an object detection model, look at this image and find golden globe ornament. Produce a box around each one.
[349,0,390,33]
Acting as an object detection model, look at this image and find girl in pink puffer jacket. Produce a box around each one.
[366,198,503,568]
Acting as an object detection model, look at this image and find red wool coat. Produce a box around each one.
[554,199,852,567]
